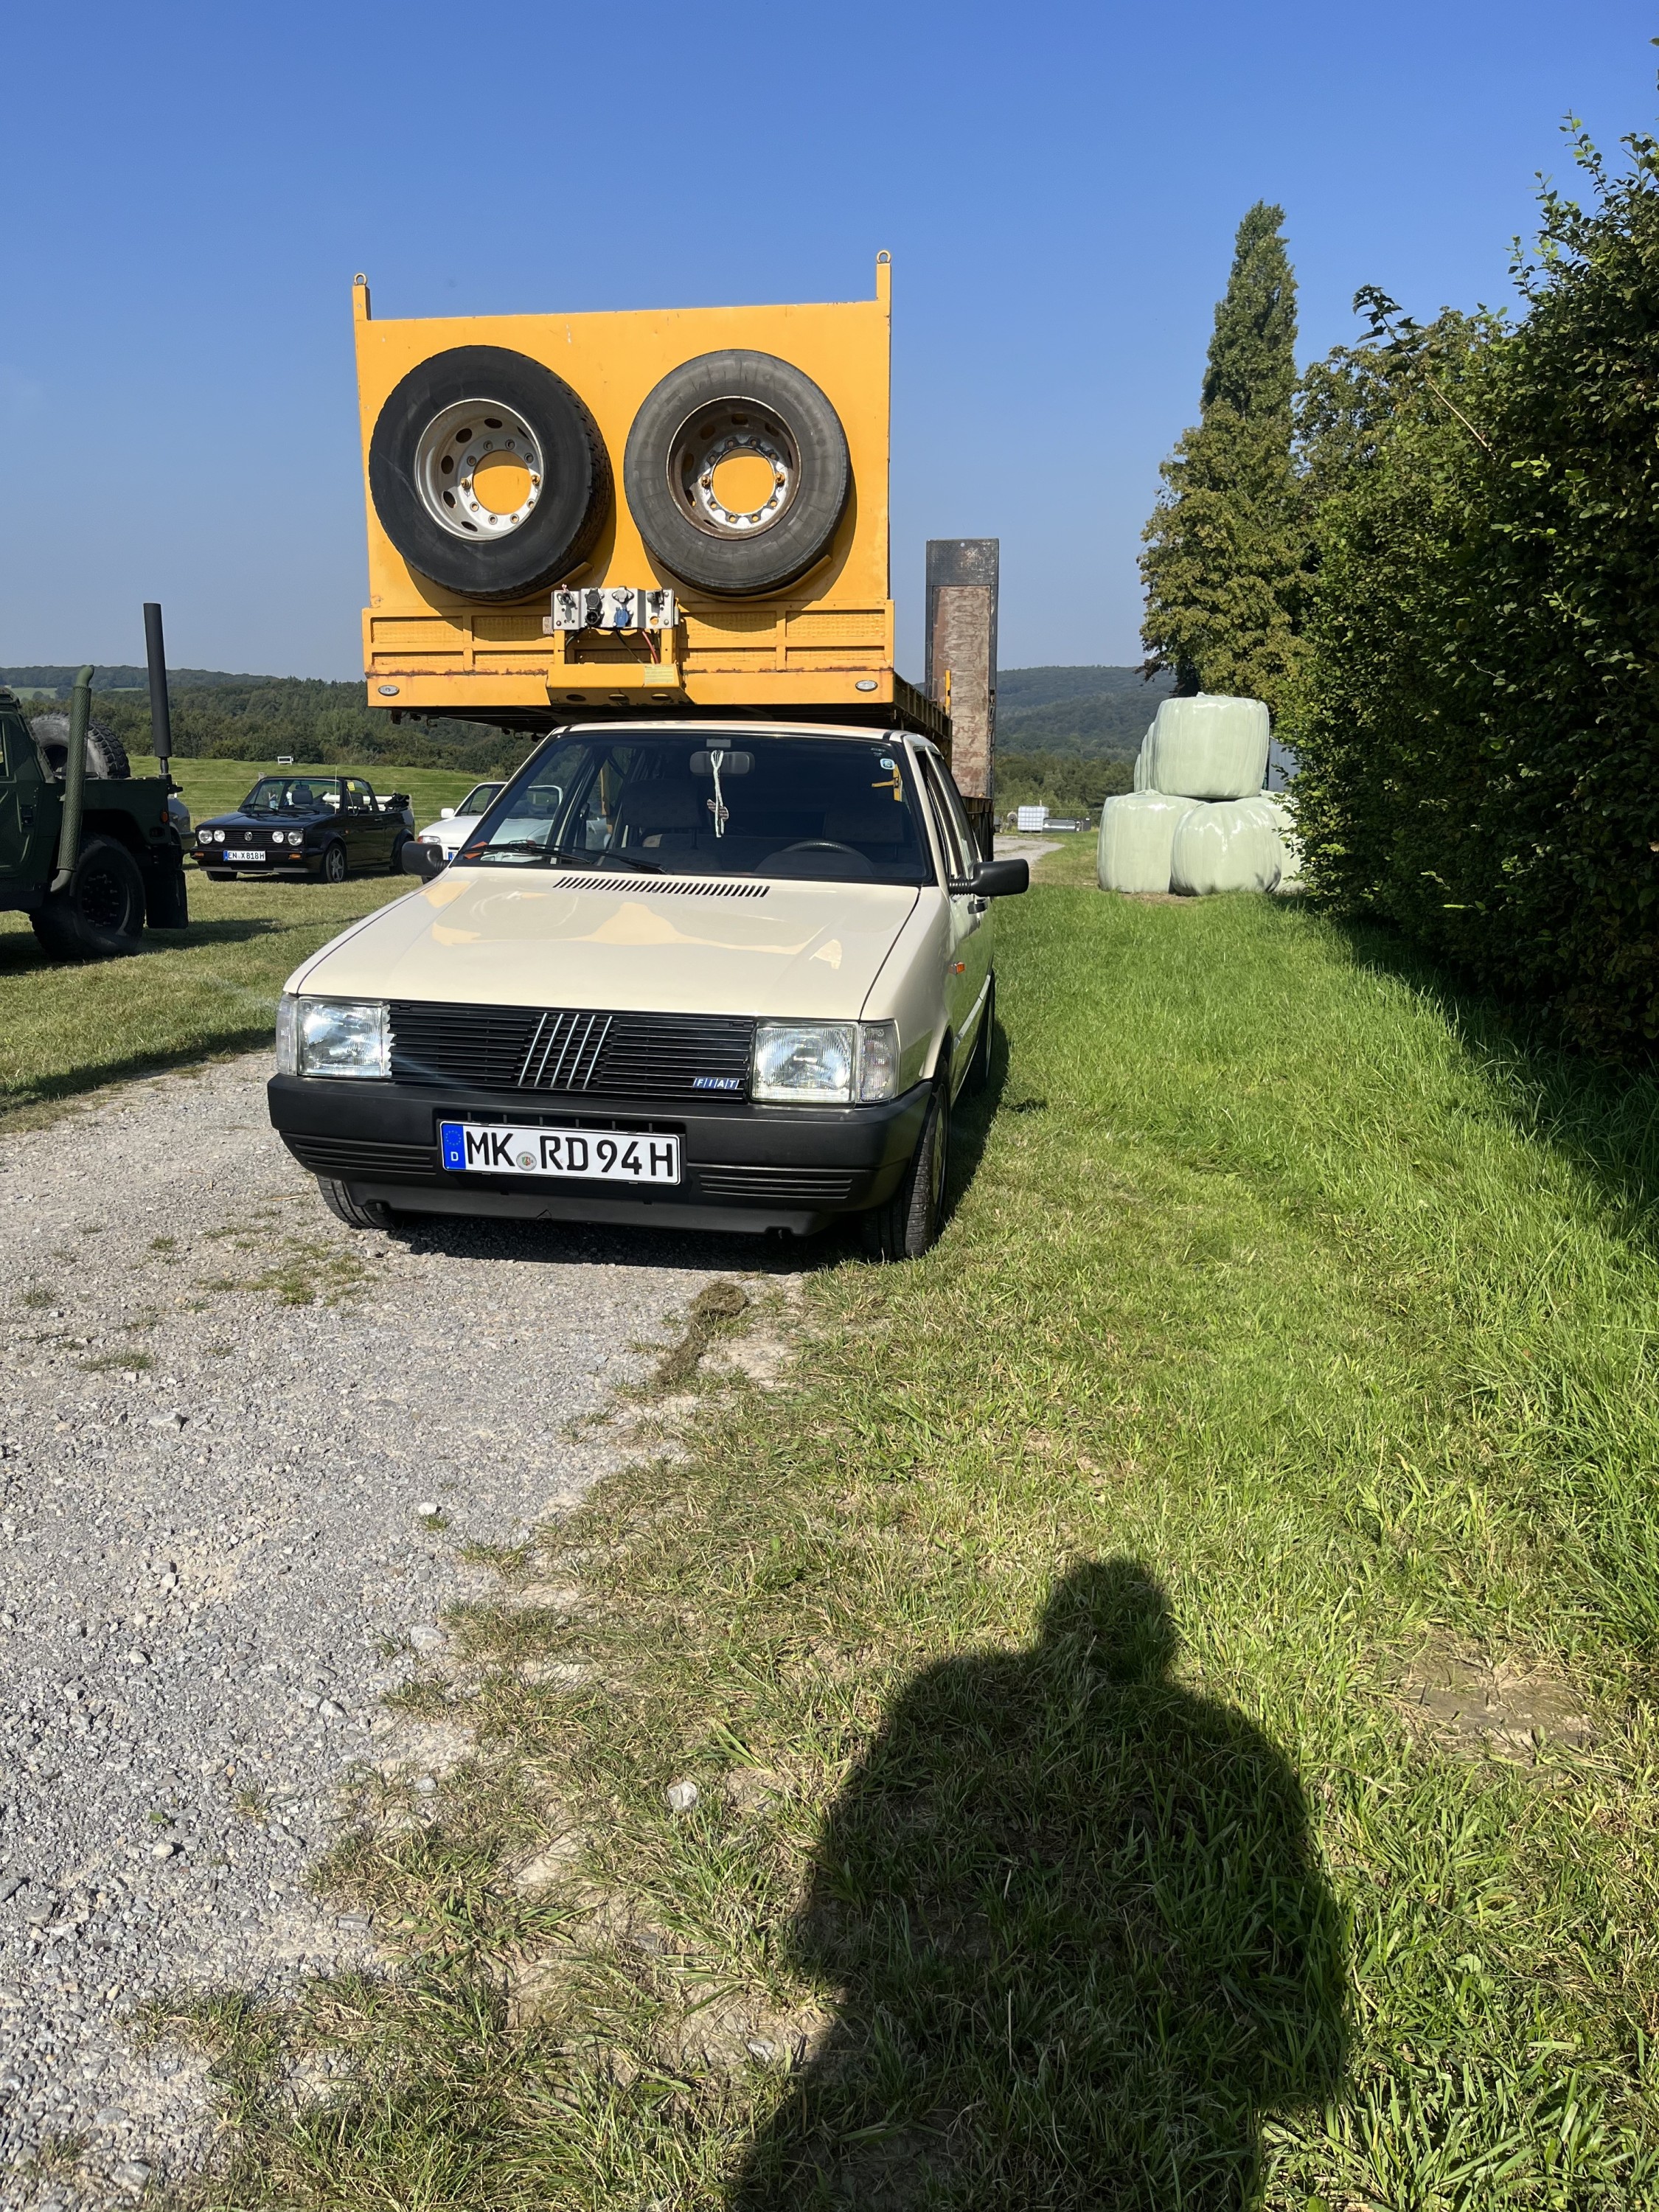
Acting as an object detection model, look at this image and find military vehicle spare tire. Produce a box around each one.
[368,347,611,602]
[624,351,851,596]
[29,714,131,781]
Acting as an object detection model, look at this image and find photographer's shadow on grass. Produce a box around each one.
[731,1561,1347,2209]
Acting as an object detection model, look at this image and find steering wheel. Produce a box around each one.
[771,840,861,858]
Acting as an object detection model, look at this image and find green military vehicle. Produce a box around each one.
[0,658,189,959]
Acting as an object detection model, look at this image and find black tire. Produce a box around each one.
[964,977,995,1096]
[389,832,409,875]
[320,841,348,884]
[29,714,131,781]
[369,345,611,602]
[31,835,146,960]
[314,1178,397,1231]
[861,1083,949,1262]
[624,350,851,597]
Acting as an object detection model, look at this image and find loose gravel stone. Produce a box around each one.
[0,1050,766,2205]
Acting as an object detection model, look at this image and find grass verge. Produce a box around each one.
[156,887,1659,2208]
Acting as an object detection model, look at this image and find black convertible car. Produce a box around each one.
[192,774,415,882]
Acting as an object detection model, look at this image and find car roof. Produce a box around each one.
[547,720,913,742]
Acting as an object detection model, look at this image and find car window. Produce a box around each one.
[458,783,503,815]
[346,779,374,813]
[918,752,969,882]
[933,757,981,869]
[464,731,936,885]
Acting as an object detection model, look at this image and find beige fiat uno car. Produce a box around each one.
[267,722,1026,1259]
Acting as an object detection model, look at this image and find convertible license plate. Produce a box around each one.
[225,849,265,862]
[439,1120,681,1185]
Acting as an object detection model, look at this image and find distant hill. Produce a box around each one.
[1,665,265,697]
[998,665,1174,760]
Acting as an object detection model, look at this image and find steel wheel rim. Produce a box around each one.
[414,397,545,542]
[669,400,798,540]
[80,866,128,931]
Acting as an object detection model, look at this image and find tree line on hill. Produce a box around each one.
[1143,114,1659,1057]
[0,671,530,779]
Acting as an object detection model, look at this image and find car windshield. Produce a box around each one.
[456,782,503,815]
[242,777,340,814]
[461,734,935,885]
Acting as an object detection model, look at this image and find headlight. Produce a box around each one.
[276,997,389,1079]
[752,1020,899,1105]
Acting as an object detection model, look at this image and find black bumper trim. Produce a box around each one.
[268,1073,929,1225]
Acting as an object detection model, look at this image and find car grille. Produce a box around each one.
[698,1166,858,1201]
[389,1001,756,1100]
[282,1135,439,1178]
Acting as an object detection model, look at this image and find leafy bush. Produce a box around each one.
[1293,127,1659,1054]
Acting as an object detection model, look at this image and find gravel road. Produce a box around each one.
[0,1052,748,2208]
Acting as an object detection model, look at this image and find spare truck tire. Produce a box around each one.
[368,347,611,602]
[624,351,850,596]
[29,714,131,781]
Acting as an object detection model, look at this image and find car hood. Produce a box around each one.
[417,815,480,845]
[202,808,325,830]
[288,872,922,1019]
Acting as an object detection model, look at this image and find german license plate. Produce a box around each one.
[439,1120,681,1185]
[226,849,265,862]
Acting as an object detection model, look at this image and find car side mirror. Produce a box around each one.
[439,807,455,818]
[403,840,448,880]
[964,857,1029,898]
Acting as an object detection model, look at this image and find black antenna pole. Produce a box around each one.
[143,602,173,779]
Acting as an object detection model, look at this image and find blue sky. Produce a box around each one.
[4,1,1653,682]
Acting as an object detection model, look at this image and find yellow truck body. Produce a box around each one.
[352,257,944,737]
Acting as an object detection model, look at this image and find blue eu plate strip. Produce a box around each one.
[439,1121,467,1172]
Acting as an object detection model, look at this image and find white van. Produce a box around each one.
[267,722,1026,1258]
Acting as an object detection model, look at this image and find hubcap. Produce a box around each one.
[670,402,797,539]
[414,398,545,540]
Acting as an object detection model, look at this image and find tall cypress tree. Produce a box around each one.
[1140,202,1305,712]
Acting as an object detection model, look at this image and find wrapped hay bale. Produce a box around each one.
[1245,793,1304,889]
[1149,694,1270,801]
[1096,791,1197,894]
[1132,726,1155,792]
[1169,799,1283,896]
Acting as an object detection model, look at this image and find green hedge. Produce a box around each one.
[1292,130,1659,1055]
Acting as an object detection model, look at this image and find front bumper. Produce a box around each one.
[266,1073,931,1235]
[194,852,322,876]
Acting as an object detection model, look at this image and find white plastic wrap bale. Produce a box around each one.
[1096,792,1197,894]
[1169,799,1283,896]
[1149,695,1270,801]
[1245,793,1304,889]
[1132,726,1156,793]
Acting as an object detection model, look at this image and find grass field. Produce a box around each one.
[0,761,481,1122]
[143,868,1659,2209]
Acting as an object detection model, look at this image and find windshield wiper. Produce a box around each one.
[549,849,664,874]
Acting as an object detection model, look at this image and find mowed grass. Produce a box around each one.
[159,883,1659,2208]
[0,760,481,1121]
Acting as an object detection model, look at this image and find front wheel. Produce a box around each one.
[861,1083,949,1262]
[32,836,146,961]
[314,1178,398,1231]
[320,841,348,884]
